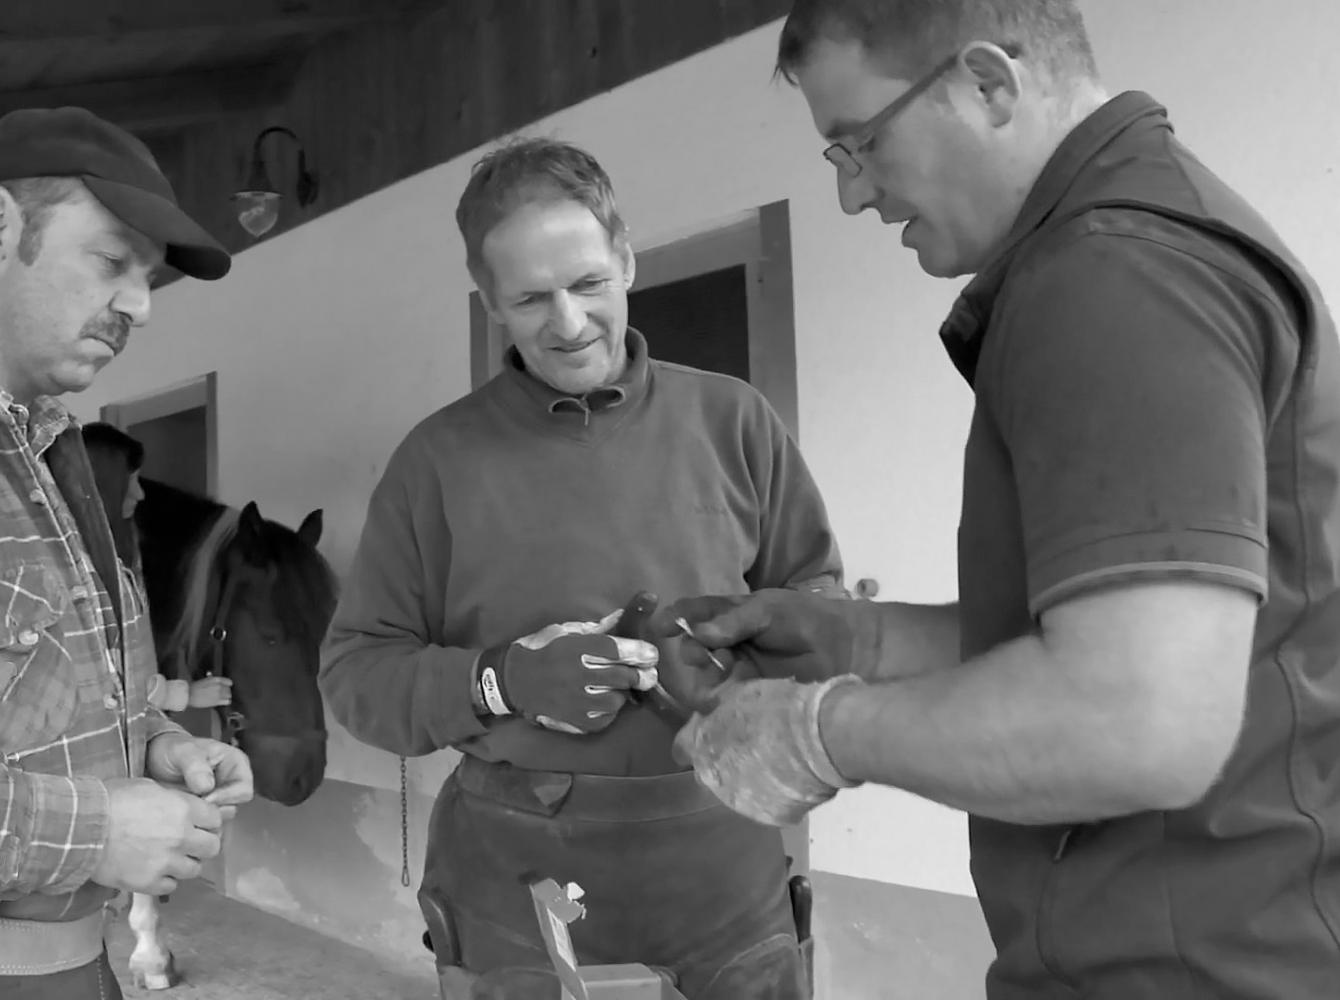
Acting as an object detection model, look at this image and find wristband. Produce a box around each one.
[476,648,513,716]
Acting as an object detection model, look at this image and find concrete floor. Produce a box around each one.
[104,881,440,999]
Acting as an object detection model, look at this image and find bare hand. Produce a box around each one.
[188,676,233,709]
[91,779,222,895]
[147,734,254,807]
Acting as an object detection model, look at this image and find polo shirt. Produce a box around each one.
[946,92,1340,998]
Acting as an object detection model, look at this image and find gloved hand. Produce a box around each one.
[656,589,875,684]
[615,591,732,719]
[672,675,864,827]
[476,611,659,735]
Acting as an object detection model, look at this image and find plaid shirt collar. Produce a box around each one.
[0,389,73,456]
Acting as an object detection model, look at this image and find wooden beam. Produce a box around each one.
[0,62,300,134]
[0,0,440,41]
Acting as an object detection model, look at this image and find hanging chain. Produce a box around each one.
[399,755,411,887]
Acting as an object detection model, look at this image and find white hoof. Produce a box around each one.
[130,950,180,990]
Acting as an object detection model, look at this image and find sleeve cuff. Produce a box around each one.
[424,648,491,748]
[9,773,110,895]
[1029,527,1268,617]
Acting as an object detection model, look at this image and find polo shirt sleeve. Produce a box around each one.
[992,230,1277,616]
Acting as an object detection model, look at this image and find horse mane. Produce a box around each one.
[141,477,339,679]
[164,505,241,677]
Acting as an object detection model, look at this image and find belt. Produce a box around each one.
[455,754,719,822]
[0,911,105,975]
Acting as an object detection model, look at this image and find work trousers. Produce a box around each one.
[421,754,809,999]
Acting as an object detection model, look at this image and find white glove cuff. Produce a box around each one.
[802,674,865,790]
[479,664,512,716]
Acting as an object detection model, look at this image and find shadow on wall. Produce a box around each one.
[812,871,993,1000]
[224,777,437,966]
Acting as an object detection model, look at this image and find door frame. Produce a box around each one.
[99,371,220,497]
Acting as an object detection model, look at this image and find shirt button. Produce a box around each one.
[17,630,38,647]
[103,693,120,710]
[70,586,88,601]
[28,489,46,505]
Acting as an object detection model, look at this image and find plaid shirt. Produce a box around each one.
[0,392,180,923]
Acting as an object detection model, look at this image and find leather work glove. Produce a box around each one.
[475,611,659,735]
[672,675,864,827]
[657,589,877,684]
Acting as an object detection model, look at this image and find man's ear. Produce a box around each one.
[620,241,636,290]
[0,186,24,276]
[959,41,1022,128]
[478,282,503,324]
[472,262,505,324]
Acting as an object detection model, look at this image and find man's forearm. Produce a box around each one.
[820,632,1188,824]
[844,600,961,680]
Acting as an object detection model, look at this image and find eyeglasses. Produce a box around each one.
[822,45,1020,178]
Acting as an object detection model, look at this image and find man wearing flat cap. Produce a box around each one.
[0,107,251,999]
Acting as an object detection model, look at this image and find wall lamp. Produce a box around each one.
[231,126,319,238]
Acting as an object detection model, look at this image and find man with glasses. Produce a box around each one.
[662,2,1340,998]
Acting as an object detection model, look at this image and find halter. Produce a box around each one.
[205,570,248,746]
[202,566,327,749]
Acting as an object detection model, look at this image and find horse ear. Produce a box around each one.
[233,501,269,562]
[237,501,266,541]
[297,509,323,547]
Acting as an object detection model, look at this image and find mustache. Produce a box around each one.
[83,316,130,353]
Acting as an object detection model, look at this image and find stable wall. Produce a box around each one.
[71,1,1340,995]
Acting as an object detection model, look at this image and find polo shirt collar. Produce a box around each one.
[939,92,1169,383]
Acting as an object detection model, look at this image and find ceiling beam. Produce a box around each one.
[0,62,301,134]
[0,0,440,41]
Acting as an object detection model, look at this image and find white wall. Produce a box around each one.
[71,0,1340,939]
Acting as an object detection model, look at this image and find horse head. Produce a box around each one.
[210,500,336,805]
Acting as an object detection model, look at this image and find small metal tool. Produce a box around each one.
[673,616,728,674]
[647,678,687,715]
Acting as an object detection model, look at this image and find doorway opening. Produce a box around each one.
[99,372,217,497]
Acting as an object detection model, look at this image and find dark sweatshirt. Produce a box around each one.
[320,330,843,776]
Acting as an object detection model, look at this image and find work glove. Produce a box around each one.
[672,675,864,827]
[475,610,659,735]
[615,591,733,721]
[658,589,877,684]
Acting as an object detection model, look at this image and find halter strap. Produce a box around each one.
[201,567,327,747]
[206,570,247,745]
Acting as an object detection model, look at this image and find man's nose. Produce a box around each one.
[112,281,151,327]
[837,170,876,217]
[549,291,585,340]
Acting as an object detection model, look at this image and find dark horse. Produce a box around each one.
[82,422,338,988]
[135,476,334,801]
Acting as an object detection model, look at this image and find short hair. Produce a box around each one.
[455,137,628,290]
[776,0,1098,86]
[0,176,82,265]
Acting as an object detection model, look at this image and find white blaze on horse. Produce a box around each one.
[83,423,336,990]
